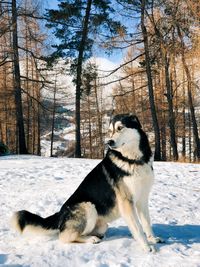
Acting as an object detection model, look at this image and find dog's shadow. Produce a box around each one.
[105,224,200,246]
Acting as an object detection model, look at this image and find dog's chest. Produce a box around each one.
[123,164,154,201]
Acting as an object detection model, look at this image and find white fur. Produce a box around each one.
[123,164,155,242]
[108,119,158,252]
[109,153,135,174]
[115,187,150,252]
[59,202,98,243]
[10,212,22,233]
[91,219,108,237]
[99,204,120,223]
[75,235,101,244]
[111,128,143,160]
[23,225,58,236]
[59,229,78,243]
[82,202,97,235]
[123,164,154,202]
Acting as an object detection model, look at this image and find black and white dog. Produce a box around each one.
[12,114,162,252]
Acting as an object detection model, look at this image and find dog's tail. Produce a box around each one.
[11,210,60,236]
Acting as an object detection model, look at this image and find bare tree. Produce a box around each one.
[141,0,161,160]
[12,0,27,154]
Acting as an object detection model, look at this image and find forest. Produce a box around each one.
[0,0,199,162]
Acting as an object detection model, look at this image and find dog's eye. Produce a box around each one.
[117,126,124,131]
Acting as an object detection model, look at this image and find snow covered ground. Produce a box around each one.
[0,156,200,267]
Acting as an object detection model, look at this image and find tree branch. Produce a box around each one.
[98,53,144,78]
[0,56,13,66]
[20,75,53,85]
[18,45,44,61]
[99,70,145,87]
[112,84,148,97]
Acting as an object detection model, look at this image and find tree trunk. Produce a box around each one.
[50,78,57,157]
[94,78,104,158]
[24,8,30,152]
[182,70,186,159]
[159,67,167,161]
[177,26,200,161]
[188,113,192,162]
[12,0,27,154]
[141,0,161,160]
[164,54,178,160]
[87,94,92,158]
[75,0,93,157]
[37,99,41,156]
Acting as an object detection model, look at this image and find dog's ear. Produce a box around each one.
[129,114,142,128]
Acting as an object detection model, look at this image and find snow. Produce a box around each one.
[41,124,75,157]
[0,156,200,267]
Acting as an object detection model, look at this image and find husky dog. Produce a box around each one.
[11,114,162,252]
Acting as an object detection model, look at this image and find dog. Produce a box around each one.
[11,114,162,252]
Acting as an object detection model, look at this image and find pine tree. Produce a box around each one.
[46,0,123,157]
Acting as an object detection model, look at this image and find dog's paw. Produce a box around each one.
[148,236,164,244]
[149,244,157,253]
[86,236,101,244]
[142,243,157,253]
[96,234,105,240]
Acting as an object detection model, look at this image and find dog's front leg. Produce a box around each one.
[136,198,164,244]
[117,196,156,252]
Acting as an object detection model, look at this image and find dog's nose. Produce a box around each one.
[107,140,115,147]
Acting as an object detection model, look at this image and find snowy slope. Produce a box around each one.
[0,156,200,267]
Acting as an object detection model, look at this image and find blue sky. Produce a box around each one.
[44,0,125,64]
[46,0,59,9]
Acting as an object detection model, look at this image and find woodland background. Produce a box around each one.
[0,0,200,162]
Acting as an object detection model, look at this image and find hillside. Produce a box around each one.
[0,156,200,267]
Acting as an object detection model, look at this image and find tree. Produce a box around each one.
[46,0,123,157]
[177,25,200,160]
[0,2,16,152]
[140,0,161,160]
[19,0,47,155]
[12,0,28,154]
[0,0,50,155]
[109,0,200,162]
[81,62,105,158]
[145,4,179,160]
[152,0,200,161]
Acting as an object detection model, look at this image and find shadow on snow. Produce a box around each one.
[105,224,200,246]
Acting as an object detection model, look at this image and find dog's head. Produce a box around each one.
[107,114,151,160]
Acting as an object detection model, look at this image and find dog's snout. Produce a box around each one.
[107,140,115,147]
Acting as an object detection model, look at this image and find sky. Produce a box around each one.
[44,0,125,65]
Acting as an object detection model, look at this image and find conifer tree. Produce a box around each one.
[46,0,123,157]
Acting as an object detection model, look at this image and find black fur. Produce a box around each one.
[137,127,152,163]
[61,151,124,216]
[16,210,60,231]
[109,149,146,165]
[111,113,142,129]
